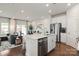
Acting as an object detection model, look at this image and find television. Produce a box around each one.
[60,27,66,33]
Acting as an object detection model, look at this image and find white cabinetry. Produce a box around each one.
[48,34,56,53]
[26,37,38,56]
[26,34,47,56]
[26,34,56,56]
[61,33,66,43]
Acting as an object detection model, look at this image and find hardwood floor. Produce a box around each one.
[48,43,77,56]
[0,45,25,56]
[0,43,78,56]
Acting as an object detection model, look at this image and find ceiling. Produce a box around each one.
[0,3,76,20]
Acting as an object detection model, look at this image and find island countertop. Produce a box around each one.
[26,34,47,40]
[25,33,56,56]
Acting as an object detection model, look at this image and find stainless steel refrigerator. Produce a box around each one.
[50,23,62,43]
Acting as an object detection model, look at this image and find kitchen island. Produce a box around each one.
[26,34,56,56]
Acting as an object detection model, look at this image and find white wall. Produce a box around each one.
[52,14,67,27]
[66,4,79,49]
[51,14,67,43]
[30,18,50,35]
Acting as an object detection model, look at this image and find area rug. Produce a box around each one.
[0,41,23,51]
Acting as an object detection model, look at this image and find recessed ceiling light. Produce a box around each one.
[46,4,49,7]
[26,16,30,19]
[0,10,3,13]
[67,3,71,6]
[21,10,24,13]
[48,10,52,13]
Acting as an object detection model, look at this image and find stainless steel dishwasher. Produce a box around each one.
[38,37,48,56]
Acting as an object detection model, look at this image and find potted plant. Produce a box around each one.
[29,24,33,34]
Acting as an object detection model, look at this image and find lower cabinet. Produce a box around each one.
[48,34,56,53]
[26,34,56,56]
[26,37,48,56]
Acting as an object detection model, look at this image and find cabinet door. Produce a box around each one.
[52,35,56,49]
[26,38,38,56]
[48,35,56,53]
[48,36,53,52]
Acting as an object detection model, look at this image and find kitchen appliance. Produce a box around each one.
[50,23,62,43]
[38,37,47,56]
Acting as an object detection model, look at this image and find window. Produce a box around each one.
[1,23,9,34]
[16,20,27,35]
[0,18,9,35]
[16,25,26,35]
